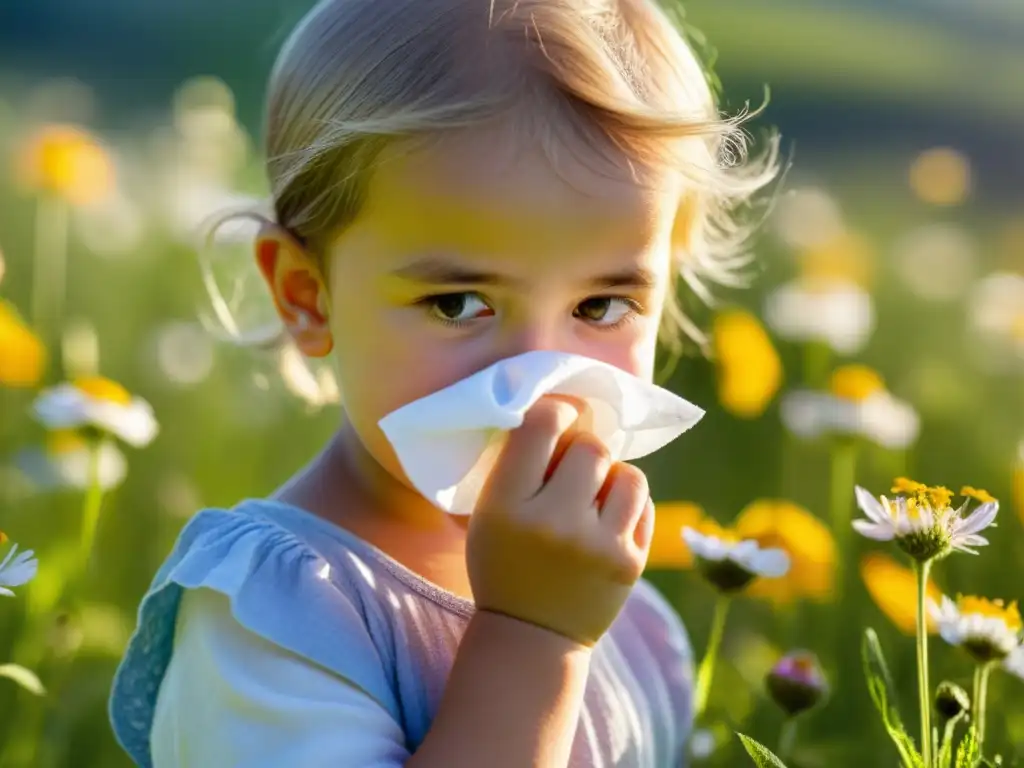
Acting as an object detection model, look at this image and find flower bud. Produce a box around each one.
[934,681,970,722]
[766,650,828,717]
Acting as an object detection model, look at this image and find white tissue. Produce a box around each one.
[378,350,705,515]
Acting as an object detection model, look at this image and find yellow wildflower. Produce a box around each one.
[860,552,941,635]
[0,301,46,387]
[734,500,837,605]
[829,365,886,403]
[908,147,971,207]
[16,124,115,206]
[647,501,706,569]
[711,309,783,419]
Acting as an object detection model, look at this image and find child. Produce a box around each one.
[109,0,778,765]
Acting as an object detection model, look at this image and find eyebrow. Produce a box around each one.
[390,256,658,290]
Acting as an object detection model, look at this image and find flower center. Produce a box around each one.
[829,365,885,402]
[957,596,1023,633]
[74,376,132,405]
[960,486,996,504]
[46,429,87,456]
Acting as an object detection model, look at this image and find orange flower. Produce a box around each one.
[647,501,706,568]
[0,301,46,387]
[734,500,837,605]
[712,309,783,419]
[860,552,942,635]
[15,124,115,206]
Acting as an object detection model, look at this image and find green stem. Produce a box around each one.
[30,194,69,356]
[972,662,994,756]
[777,718,798,762]
[801,340,832,390]
[937,714,961,768]
[693,595,731,718]
[78,441,106,576]
[915,560,933,768]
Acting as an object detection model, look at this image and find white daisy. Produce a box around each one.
[0,542,39,597]
[16,431,127,491]
[682,526,790,594]
[780,365,919,450]
[853,481,998,562]
[1005,646,1024,680]
[33,376,158,447]
[929,595,1022,663]
[764,279,875,354]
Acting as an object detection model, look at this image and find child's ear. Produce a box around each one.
[254,224,333,357]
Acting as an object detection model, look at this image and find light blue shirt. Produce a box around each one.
[109,499,695,766]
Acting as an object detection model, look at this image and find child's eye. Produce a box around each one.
[423,292,494,325]
[574,297,640,328]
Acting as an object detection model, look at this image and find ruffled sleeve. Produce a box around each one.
[109,505,401,768]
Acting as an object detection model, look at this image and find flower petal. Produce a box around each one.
[956,502,999,536]
[750,548,791,578]
[855,486,889,524]
[852,520,895,541]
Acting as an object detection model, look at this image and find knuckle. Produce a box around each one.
[612,463,649,500]
[522,398,573,437]
[567,432,610,465]
[604,544,644,584]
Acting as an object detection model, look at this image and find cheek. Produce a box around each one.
[579,316,662,382]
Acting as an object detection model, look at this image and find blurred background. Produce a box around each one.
[0,0,1022,766]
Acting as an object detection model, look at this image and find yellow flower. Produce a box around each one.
[647,501,706,568]
[16,124,115,206]
[908,147,971,207]
[734,500,837,605]
[829,365,886,403]
[0,300,46,387]
[860,552,942,635]
[712,309,783,419]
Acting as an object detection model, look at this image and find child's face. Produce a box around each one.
[265,124,684,485]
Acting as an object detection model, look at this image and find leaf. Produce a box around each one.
[862,629,923,767]
[0,663,45,696]
[736,733,790,768]
[954,729,979,768]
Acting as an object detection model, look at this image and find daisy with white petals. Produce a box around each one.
[1006,646,1024,681]
[33,376,158,447]
[0,538,39,597]
[682,523,791,718]
[930,595,1022,663]
[781,365,919,450]
[853,479,998,563]
[16,430,128,492]
[683,527,791,593]
[929,594,1023,751]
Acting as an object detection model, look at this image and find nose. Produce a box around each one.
[493,321,567,363]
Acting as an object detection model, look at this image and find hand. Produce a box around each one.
[466,395,654,647]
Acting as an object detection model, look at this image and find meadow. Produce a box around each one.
[0,3,1023,766]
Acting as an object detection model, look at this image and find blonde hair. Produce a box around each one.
[208,0,780,355]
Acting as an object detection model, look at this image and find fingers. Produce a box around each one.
[485,395,589,501]
[599,463,650,542]
[538,431,611,515]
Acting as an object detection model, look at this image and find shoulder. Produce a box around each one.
[150,587,410,767]
[109,500,402,767]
